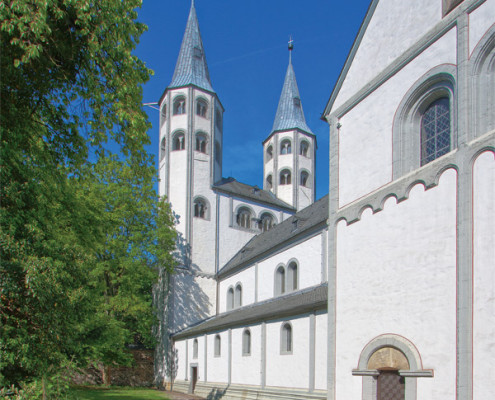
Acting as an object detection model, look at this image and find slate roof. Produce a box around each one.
[218,194,329,278]
[168,1,214,93]
[173,283,327,339]
[271,53,313,135]
[213,177,295,211]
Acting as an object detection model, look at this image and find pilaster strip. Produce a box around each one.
[321,230,328,283]
[203,333,207,382]
[309,312,316,392]
[228,329,232,385]
[185,338,189,381]
[261,322,267,389]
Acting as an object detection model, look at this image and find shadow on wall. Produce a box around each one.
[206,386,228,400]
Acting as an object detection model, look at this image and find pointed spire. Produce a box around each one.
[169,1,214,92]
[271,41,312,135]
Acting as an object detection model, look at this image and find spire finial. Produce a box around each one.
[288,35,294,63]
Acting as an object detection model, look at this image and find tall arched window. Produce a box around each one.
[300,140,309,157]
[266,145,273,161]
[280,139,292,155]
[287,261,298,291]
[234,284,242,308]
[196,98,208,118]
[281,323,292,354]
[173,96,186,115]
[195,133,208,154]
[275,265,285,296]
[279,169,291,185]
[236,207,252,229]
[215,109,223,129]
[193,338,198,359]
[214,334,221,357]
[420,97,450,166]
[227,287,234,311]
[172,132,185,151]
[160,104,167,128]
[259,213,274,232]
[194,198,207,219]
[266,174,273,190]
[300,171,309,187]
[160,137,166,161]
[242,329,251,356]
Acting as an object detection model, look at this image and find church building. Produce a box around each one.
[155,1,494,399]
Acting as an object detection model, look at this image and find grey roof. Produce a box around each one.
[218,195,328,278]
[271,54,313,135]
[168,1,214,92]
[213,177,295,211]
[173,284,327,339]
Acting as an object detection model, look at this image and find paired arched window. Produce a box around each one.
[259,213,275,232]
[281,323,293,354]
[300,140,309,157]
[160,137,166,161]
[280,169,291,185]
[266,145,273,161]
[195,133,208,154]
[287,261,298,291]
[214,335,221,357]
[172,132,185,151]
[236,207,252,229]
[196,98,208,118]
[266,174,273,190]
[420,97,451,166]
[193,198,208,219]
[275,265,285,296]
[226,287,234,311]
[234,284,242,308]
[280,139,292,155]
[192,338,198,359]
[275,261,298,296]
[242,329,251,356]
[173,96,186,115]
[300,170,309,187]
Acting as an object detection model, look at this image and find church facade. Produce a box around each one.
[156,1,494,399]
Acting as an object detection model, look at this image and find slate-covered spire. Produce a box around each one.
[271,43,312,135]
[169,0,214,92]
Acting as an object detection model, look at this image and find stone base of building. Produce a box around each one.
[169,381,327,400]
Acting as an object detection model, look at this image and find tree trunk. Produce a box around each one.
[102,365,111,386]
[42,376,47,400]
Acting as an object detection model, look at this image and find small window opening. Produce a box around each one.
[300,141,309,157]
[172,132,185,151]
[280,139,292,155]
[242,329,251,356]
[280,169,291,185]
[196,99,208,118]
[173,97,186,115]
[196,133,208,154]
[281,323,292,354]
[214,335,221,357]
[237,207,252,229]
[300,171,309,187]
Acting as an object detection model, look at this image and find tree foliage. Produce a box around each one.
[0,0,175,388]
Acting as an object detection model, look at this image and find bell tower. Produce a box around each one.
[263,40,316,210]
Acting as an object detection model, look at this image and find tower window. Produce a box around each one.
[300,171,309,187]
[280,139,292,155]
[259,213,274,232]
[195,133,208,154]
[194,198,208,219]
[172,132,185,151]
[300,140,309,157]
[266,174,273,190]
[279,169,291,185]
[266,145,273,161]
[196,99,208,118]
[215,109,223,129]
[281,323,293,354]
[160,137,166,162]
[160,104,167,128]
[173,96,186,115]
[236,207,252,229]
[242,329,251,356]
[420,97,450,166]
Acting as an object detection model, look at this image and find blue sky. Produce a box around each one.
[135,0,371,200]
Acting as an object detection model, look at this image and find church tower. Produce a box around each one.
[263,42,316,210]
[158,0,223,271]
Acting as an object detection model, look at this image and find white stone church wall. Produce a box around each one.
[174,339,187,381]
[338,27,457,207]
[473,151,495,400]
[206,330,229,384]
[468,0,495,57]
[231,324,262,386]
[218,267,256,313]
[335,170,457,399]
[168,151,188,235]
[314,311,327,391]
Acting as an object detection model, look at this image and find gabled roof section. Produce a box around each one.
[213,177,295,211]
[271,53,313,135]
[218,195,328,278]
[172,283,327,339]
[168,1,214,93]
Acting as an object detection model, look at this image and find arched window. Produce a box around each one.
[195,133,208,154]
[215,109,223,129]
[196,98,208,118]
[214,335,221,357]
[280,139,292,155]
[236,207,252,229]
[193,198,208,219]
[259,213,274,232]
[226,287,234,311]
[266,145,273,161]
[287,261,298,291]
[242,329,251,356]
[160,137,166,162]
[300,171,309,187]
[300,140,309,157]
[172,132,185,151]
[160,104,167,128]
[266,174,273,190]
[173,96,186,115]
[193,338,198,359]
[281,323,292,354]
[234,284,242,308]
[279,169,291,185]
[275,265,285,296]
[420,97,450,166]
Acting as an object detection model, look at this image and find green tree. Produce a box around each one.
[0,0,175,391]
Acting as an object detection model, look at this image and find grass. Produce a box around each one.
[68,386,170,400]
